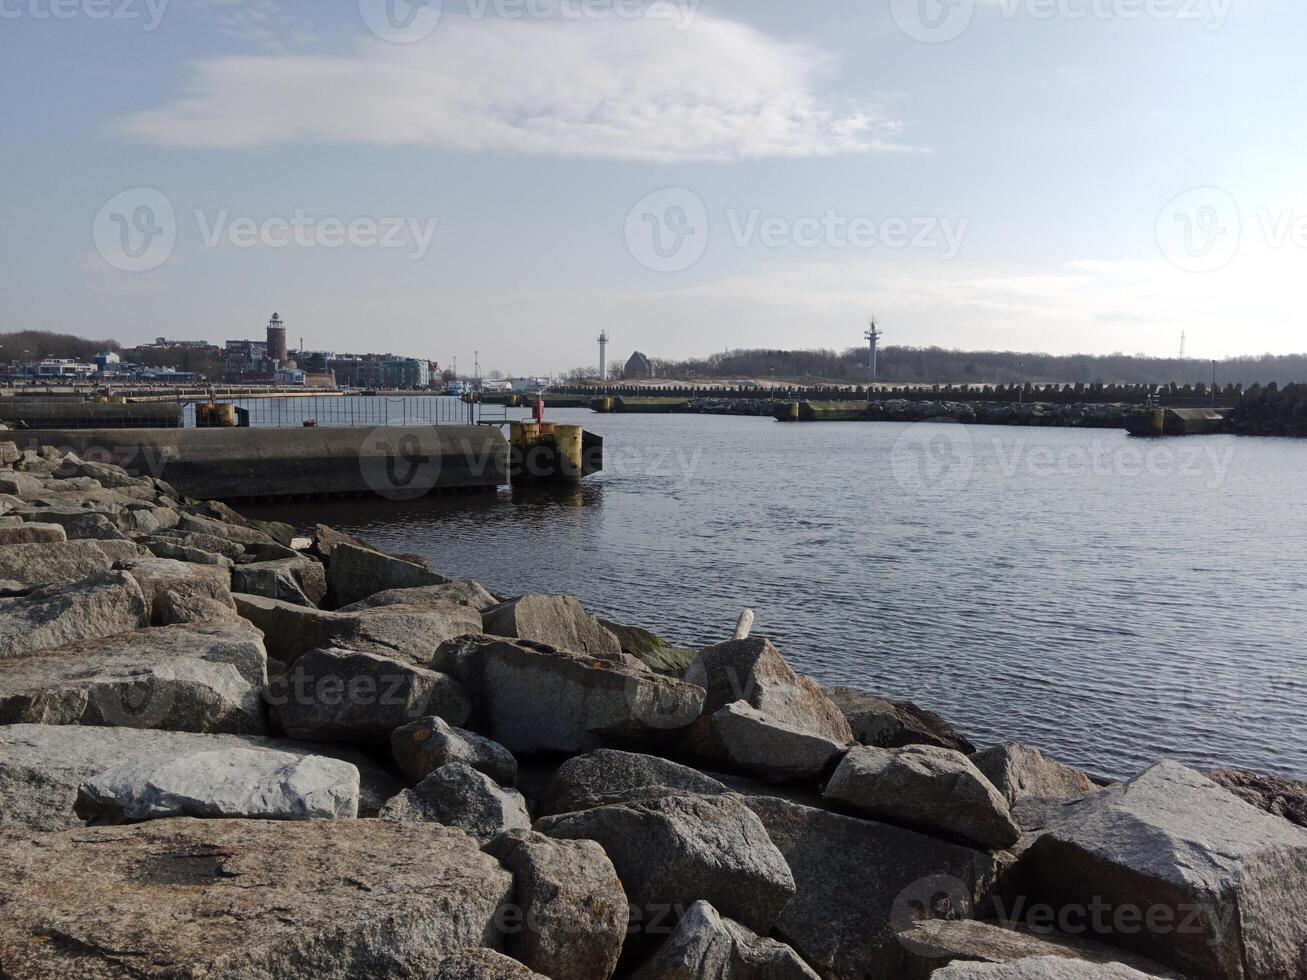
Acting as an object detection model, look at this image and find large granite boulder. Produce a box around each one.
[933,960,1167,979]
[482,594,623,658]
[0,621,267,735]
[142,535,235,567]
[824,744,1020,850]
[1015,760,1307,979]
[0,521,66,544]
[631,900,819,980]
[268,647,470,746]
[971,742,1094,807]
[380,762,530,842]
[546,748,729,816]
[484,829,628,980]
[536,793,796,936]
[741,794,1002,980]
[1209,766,1307,829]
[0,570,149,659]
[0,819,512,978]
[342,579,499,613]
[327,541,447,606]
[433,635,705,755]
[0,539,112,588]
[235,593,483,666]
[178,511,275,545]
[600,618,697,675]
[436,949,549,979]
[709,700,848,783]
[0,724,401,832]
[232,556,327,608]
[75,746,360,823]
[119,556,237,626]
[392,715,518,785]
[825,685,975,753]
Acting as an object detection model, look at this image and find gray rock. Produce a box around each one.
[75,746,360,823]
[685,638,852,746]
[631,899,819,980]
[0,621,267,735]
[1015,760,1307,979]
[0,471,45,495]
[157,528,247,560]
[0,819,513,978]
[381,762,530,842]
[824,744,1020,849]
[313,522,381,561]
[0,723,401,832]
[971,742,1094,807]
[436,949,549,979]
[327,540,448,606]
[0,522,66,545]
[601,618,697,675]
[89,538,139,563]
[710,700,848,783]
[933,959,1166,979]
[0,570,150,659]
[546,748,729,815]
[740,794,1003,980]
[1208,766,1307,829]
[896,920,1182,980]
[235,592,483,666]
[178,511,275,545]
[484,829,630,980]
[54,457,151,490]
[232,556,328,607]
[0,540,111,588]
[536,793,796,936]
[141,535,234,567]
[825,685,975,753]
[434,636,705,755]
[119,556,237,626]
[62,511,130,540]
[392,715,518,785]
[268,646,470,746]
[483,594,623,657]
[341,579,499,612]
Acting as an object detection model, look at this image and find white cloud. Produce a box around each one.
[120,12,906,161]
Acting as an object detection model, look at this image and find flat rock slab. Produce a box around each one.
[0,622,267,735]
[232,556,327,608]
[76,746,361,823]
[341,579,499,612]
[710,700,848,783]
[0,540,111,588]
[436,949,549,979]
[235,592,483,666]
[0,570,149,659]
[1017,760,1307,979]
[933,959,1167,979]
[0,723,401,832]
[546,748,729,816]
[0,818,512,979]
[0,522,66,545]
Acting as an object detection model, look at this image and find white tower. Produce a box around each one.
[865,317,882,384]
[598,331,609,382]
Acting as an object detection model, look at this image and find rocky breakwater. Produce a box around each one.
[864,400,1128,428]
[2,438,1307,978]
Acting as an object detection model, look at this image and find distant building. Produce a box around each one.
[624,351,653,380]
[35,359,94,378]
[328,354,430,390]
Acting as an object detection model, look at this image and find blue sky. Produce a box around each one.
[1,0,1303,375]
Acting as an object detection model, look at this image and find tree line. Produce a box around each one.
[647,346,1307,387]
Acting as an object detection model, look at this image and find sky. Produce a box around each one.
[1,0,1304,376]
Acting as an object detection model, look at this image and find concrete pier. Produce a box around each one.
[13,426,511,501]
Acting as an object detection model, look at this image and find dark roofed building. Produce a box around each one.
[624,351,653,380]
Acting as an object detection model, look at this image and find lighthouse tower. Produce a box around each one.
[266,313,288,366]
[598,331,609,381]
